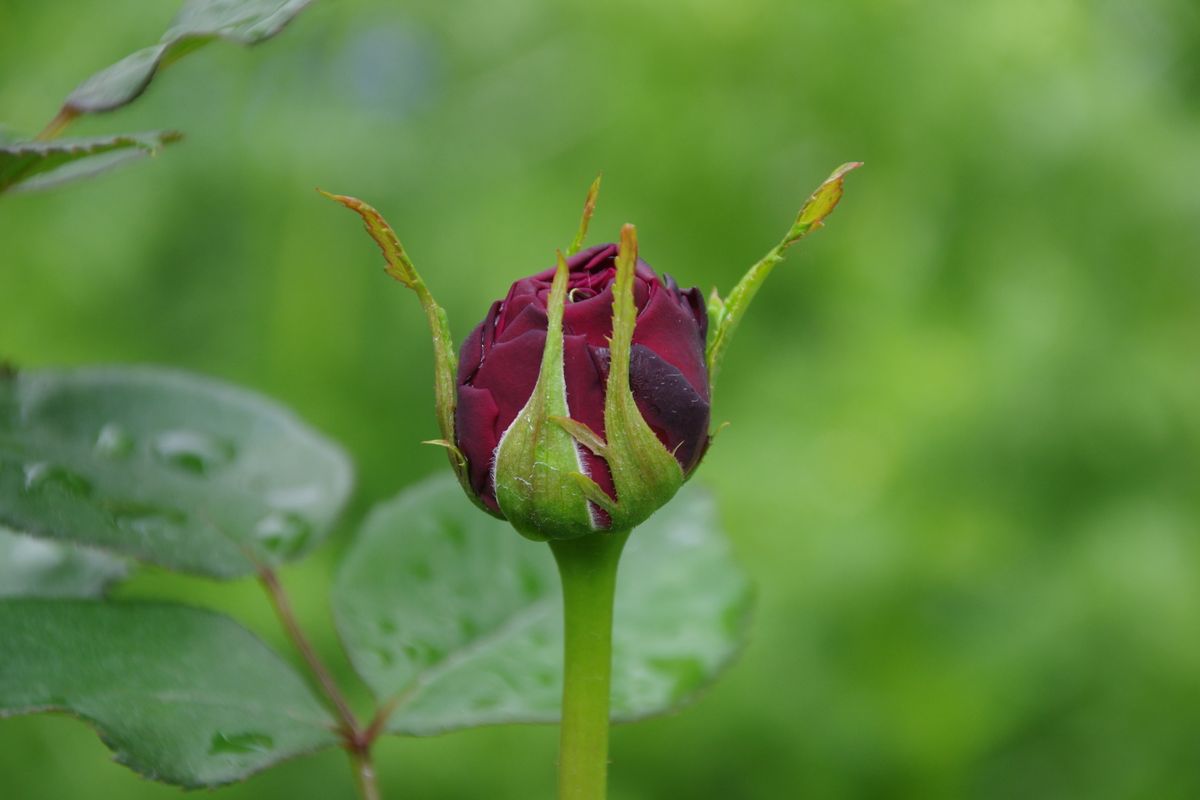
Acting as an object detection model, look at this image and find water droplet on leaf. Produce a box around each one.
[109,502,187,540]
[94,423,134,458]
[209,731,274,755]
[254,511,312,557]
[5,535,65,572]
[152,430,234,475]
[265,484,323,510]
[22,463,93,497]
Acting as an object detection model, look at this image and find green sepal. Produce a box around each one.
[566,174,602,257]
[705,162,861,396]
[705,286,725,344]
[549,415,607,457]
[421,438,467,469]
[566,471,620,518]
[492,252,596,541]
[562,225,686,534]
[320,191,486,512]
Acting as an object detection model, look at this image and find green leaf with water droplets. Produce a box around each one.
[0,600,338,787]
[0,366,352,578]
[0,526,128,598]
[0,131,181,194]
[332,473,753,735]
[58,0,313,118]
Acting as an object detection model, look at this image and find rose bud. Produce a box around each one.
[323,163,859,540]
[455,226,708,539]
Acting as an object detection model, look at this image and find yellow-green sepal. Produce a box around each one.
[566,174,602,256]
[556,225,686,534]
[320,191,486,513]
[492,252,597,541]
[705,162,861,397]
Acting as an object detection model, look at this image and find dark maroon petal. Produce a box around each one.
[470,327,546,444]
[563,334,615,511]
[627,344,710,472]
[593,345,711,474]
[455,384,501,511]
[497,300,548,343]
[454,238,712,515]
[675,282,709,337]
[569,243,618,276]
[457,321,485,385]
[561,261,652,346]
[458,301,500,384]
[562,285,615,347]
[632,259,658,284]
[633,281,709,399]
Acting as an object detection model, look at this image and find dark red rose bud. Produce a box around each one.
[325,163,858,539]
[455,242,710,527]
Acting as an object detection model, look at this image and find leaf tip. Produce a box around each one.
[316,188,353,207]
[831,161,864,180]
[789,161,863,241]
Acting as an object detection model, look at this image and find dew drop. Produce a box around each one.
[265,485,323,510]
[94,423,134,458]
[5,535,65,572]
[151,430,234,475]
[22,463,93,497]
[109,502,187,540]
[208,731,274,755]
[469,692,500,711]
[254,511,312,557]
[401,642,443,664]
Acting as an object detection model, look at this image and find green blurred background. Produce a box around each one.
[3,0,1200,797]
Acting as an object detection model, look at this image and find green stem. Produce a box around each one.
[351,749,382,800]
[549,530,630,800]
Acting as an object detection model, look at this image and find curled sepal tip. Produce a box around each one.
[567,174,602,257]
[319,190,475,501]
[492,251,596,541]
[705,162,861,395]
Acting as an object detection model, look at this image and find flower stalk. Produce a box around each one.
[550,530,630,800]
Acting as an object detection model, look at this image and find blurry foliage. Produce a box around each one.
[1,0,1198,797]
[0,0,311,193]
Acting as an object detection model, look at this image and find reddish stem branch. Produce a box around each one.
[257,566,387,800]
[258,566,360,737]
